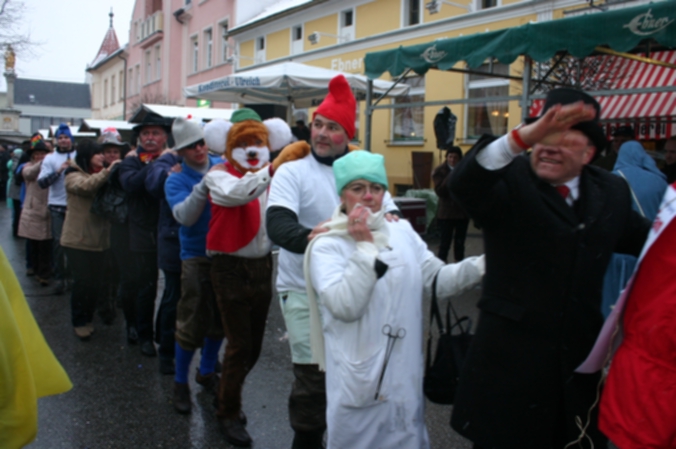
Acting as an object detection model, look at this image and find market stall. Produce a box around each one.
[363,1,676,150]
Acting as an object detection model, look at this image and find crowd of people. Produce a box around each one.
[4,75,676,449]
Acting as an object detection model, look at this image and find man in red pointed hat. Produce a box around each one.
[267,74,400,449]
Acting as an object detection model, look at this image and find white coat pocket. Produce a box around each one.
[336,347,386,408]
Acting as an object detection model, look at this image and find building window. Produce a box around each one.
[145,50,152,83]
[135,65,140,94]
[339,10,355,42]
[111,75,116,105]
[391,76,425,142]
[291,25,303,54]
[104,79,108,107]
[220,21,229,63]
[255,36,266,63]
[191,36,199,73]
[119,70,124,100]
[476,0,498,9]
[205,29,213,68]
[155,45,162,80]
[128,68,134,95]
[466,61,510,140]
[404,0,422,26]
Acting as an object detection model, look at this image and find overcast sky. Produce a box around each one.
[1,0,135,90]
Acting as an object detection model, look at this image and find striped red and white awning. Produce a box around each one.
[529,51,676,139]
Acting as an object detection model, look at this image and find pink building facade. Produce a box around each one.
[125,0,237,119]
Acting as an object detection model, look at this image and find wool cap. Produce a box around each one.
[333,150,388,195]
[28,132,49,153]
[54,123,73,142]
[313,75,356,140]
[172,117,204,150]
[230,108,262,124]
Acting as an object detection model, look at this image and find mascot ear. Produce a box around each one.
[264,118,293,152]
[204,119,232,155]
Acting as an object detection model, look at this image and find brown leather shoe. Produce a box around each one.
[173,382,191,414]
[195,369,220,395]
[220,418,252,447]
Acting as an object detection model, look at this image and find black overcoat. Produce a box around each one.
[448,135,649,449]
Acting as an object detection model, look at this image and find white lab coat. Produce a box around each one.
[309,219,484,449]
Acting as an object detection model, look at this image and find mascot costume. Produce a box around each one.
[202,108,307,447]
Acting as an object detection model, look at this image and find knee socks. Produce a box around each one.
[174,342,194,384]
[199,337,223,376]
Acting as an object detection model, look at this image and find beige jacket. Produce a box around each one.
[60,162,112,251]
[18,161,52,241]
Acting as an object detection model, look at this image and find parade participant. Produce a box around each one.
[306,150,484,449]
[18,135,53,286]
[118,112,173,356]
[164,117,224,414]
[61,140,119,341]
[600,140,668,317]
[8,147,24,237]
[0,246,72,449]
[432,146,469,262]
[594,125,634,171]
[96,128,131,325]
[38,123,76,295]
[598,183,676,449]
[266,74,399,449]
[448,88,650,449]
[146,126,183,374]
[203,109,297,447]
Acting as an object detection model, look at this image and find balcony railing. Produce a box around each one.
[138,11,163,43]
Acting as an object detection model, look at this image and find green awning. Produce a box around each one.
[365,1,676,79]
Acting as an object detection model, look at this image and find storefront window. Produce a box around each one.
[466,62,510,140]
[392,76,425,143]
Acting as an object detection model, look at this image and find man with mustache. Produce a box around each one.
[118,112,178,360]
[448,88,650,449]
[266,75,399,449]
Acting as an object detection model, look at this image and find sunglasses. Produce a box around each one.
[184,139,205,150]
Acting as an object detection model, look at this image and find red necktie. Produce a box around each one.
[555,185,570,199]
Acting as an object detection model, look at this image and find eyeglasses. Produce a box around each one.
[184,139,205,150]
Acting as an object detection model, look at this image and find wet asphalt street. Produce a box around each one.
[2,206,483,449]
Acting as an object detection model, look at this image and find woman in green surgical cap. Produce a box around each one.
[303,150,485,449]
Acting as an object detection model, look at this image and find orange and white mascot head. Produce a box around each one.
[203,108,292,174]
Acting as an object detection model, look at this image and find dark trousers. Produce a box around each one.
[437,218,470,262]
[50,208,67,280]
[130,251,158,342]
[29,239,52,279]
[67,247,104,327]
[12,199,21,237]
[176,257,224,351]
[110,223,136,329]
[156,269,181,360]
[289,363,327,435]
[211,253,272,419]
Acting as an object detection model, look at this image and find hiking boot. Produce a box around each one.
[220,417,252,447]
[195,369,220,395]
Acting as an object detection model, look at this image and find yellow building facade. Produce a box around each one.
[229,0,594,192]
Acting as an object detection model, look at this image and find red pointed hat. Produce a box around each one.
[313,74,356,140]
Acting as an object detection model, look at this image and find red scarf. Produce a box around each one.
[139,151,160,164]
[206,162,261,253]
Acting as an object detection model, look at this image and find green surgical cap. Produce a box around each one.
[230,108,262,123]
[333,150,388,195]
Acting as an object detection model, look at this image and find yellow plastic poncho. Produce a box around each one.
[0,246,72,448]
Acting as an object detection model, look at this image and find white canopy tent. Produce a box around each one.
[183,62,410,109]
[129,104,236,123]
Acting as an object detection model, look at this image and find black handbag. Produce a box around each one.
[90,167,128,224]
[423,275,473,405]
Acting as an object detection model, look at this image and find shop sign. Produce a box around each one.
[624,9,674,36]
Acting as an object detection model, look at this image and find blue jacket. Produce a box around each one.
[146,152,182,273]
[164,155,221,261]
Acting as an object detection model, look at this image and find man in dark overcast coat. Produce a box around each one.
[448,88,650,449]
